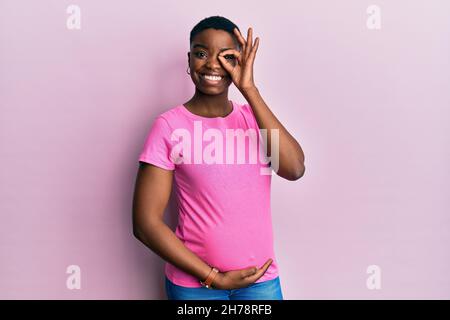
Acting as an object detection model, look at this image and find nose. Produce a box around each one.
[205,54,222,69]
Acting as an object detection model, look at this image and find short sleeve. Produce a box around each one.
[242,103,259,130]
[138,116,175,170]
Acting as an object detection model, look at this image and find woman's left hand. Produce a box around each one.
[218,27,260,92]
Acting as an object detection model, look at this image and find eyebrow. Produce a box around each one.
[192,44,233,52]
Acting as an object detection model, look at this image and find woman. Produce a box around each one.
[132,16,305,300]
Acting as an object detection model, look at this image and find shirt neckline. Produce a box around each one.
[179,100,237,120]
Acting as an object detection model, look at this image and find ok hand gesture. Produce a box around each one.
[218,27,260,92]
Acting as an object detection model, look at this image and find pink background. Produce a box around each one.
[1,0,449,299]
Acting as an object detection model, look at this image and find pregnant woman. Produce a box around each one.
[132,16,305,300]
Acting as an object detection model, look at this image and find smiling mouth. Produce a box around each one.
[200,73,226,82]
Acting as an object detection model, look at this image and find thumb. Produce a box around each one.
[241,266,258,278]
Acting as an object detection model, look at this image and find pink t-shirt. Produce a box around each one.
[138,100,279,287]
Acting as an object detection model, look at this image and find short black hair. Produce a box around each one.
[190,16,240,48]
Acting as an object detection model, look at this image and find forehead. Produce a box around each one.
[191,28,238,49]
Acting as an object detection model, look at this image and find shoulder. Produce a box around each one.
[235,101,254,117]
[151,105,186,130]
[157,105,182,121]
[234,101,258,129]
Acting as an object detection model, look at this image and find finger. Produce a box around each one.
[219,49,241,57]
[240,266,258,278]
[218,54,240,75]
[233,27,247,54]
[243,259,273,282]
[219,50,242,65]
[248,37,259,64]
[217,55,234,73]
[246,27,253,59]
[260,258,273,273]
[233,27,246,47]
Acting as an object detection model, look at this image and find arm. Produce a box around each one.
[132,162,212,282]
[242,86,305,181]
[218,27,305,181]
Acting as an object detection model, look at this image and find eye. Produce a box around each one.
[224,54,235,60]
[194,51,206,59]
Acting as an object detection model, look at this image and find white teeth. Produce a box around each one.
[203,74,222,81]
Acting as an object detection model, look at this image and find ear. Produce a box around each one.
[187,51,190,65]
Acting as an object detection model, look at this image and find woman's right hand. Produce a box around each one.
[212,258,273,290]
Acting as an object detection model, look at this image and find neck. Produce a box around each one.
[186,89,231,117]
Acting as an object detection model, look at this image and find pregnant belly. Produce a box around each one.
[186,224,275,272]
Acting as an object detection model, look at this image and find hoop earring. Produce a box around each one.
[186,67,191,75]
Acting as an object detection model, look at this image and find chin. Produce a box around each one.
[196,84,230,95]
[196,80,231,94]
[202,88,227,95]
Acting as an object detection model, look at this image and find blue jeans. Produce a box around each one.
[165,276,284,300]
